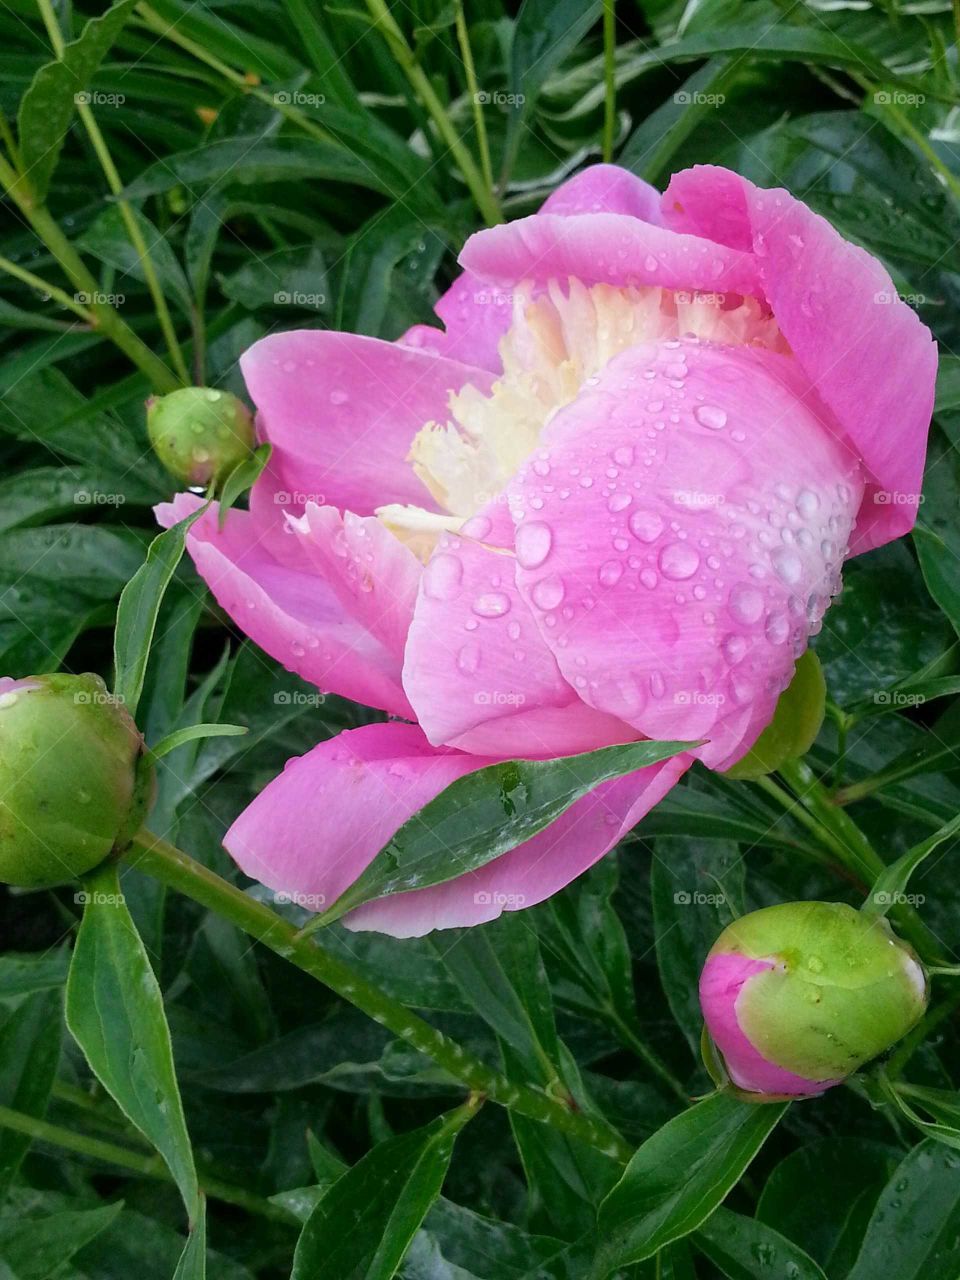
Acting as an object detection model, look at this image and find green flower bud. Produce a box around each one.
[700,901,927,1096]
[725,650,826,781]
[0,674,155,888]
[147,387,255,488]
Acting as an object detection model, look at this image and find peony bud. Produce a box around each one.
[699,901,927,1097]
[0,674,154,888]
[146,386,255,488]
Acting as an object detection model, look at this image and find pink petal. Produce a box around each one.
[240,330,494,516]
[288,502,420,659]
[699,953,840,1096]
[506,337,864,769]
[400,164,665,373]
[155,497,413,717]
[224,723,484,911]
[662,165,937,553]
[345,752,690,936]
[401,503,643,756]
[458,212,763,299]
[539,163,663,222]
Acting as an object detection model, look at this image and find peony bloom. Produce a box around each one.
[157,164,936,936]
[699,902,927,1097]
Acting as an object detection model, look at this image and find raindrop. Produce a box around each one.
[729,583,764,624]
[532,575,565,610]
[472,592,510,618]
[694,404,728,431]
[629,509,664,543]
[516,521,553,569]
[598,560,624,588]
[659,543,700,580]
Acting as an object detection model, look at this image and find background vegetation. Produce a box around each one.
[2,0,960,1276]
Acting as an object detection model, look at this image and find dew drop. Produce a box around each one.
[472,592,510,618]
[532,575,565,610]
[694,404,728,431]
[629,509,664,543]
[659,542,700,580]
[729,582,764,624]
[516,521,553,569]
[598,560,624,588]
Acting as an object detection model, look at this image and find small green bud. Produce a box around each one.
[146,386,255,488]
[0,674,155,888]
[700,901,927,1095]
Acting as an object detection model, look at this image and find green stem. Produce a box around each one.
[773,759,943,962]
[0,1103,293,1223]
[0,155,179,392]
[602,0,616,163]
[361,0,501,225]
[36,0,189,384]
[0,253,92,320]
[126,831,633,1163]
[454,0,494,198]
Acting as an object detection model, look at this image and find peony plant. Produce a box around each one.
[156,163,936,936]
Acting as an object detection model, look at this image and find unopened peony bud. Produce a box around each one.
[699,901,927,1097]
[0,674,154,888]
[147,387,255,487]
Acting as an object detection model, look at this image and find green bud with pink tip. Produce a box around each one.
[699,901,927,1097]
[146,386,255,488]
[0,674,155,888]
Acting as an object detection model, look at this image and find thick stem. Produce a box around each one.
[126,832,634,1163]
[0,1104,294,1223]
[0,253,92,320]
[602,0,616,163]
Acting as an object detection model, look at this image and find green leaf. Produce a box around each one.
[65,862,201,1220]
[0,951,69,1001]
[0,1203,122,1278]
[148,722,247,761]
[846,1140,960,1280]
[757,1138,899,1275]
[291,1101,478,1280]
[695,1206,827,1280]
[320,738,692,921]
[916,428,960,638]
[16,0,138,202]
[863,811,960,918]
[594,1092,787,1270]
[113,505,208,717]
[77,205,193,316]
[651,837,744,1055]
[503,0,602,181]
[217,443,271,529]
[619,58,737,182]
[0,989,61,1195]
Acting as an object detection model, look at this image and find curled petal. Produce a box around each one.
[240,330,494,515]
[662,165,937,552]
[699,953,839,1096]
[156,496,412,717]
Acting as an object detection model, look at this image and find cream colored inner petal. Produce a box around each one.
[377,279,789,560]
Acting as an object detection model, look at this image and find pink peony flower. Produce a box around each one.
[157,164,936,937]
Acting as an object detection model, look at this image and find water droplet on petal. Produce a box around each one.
[694,405,728,431]
[598,560,624,587]
[629,510,664,543]
[423,553,463,600]
[457,643,480,674]
[659,543,700,580]
[532,575,565,610]
[472,592,510,618]
[729,583,764,624]
[771,547,803,585]
[516,520,553,569]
